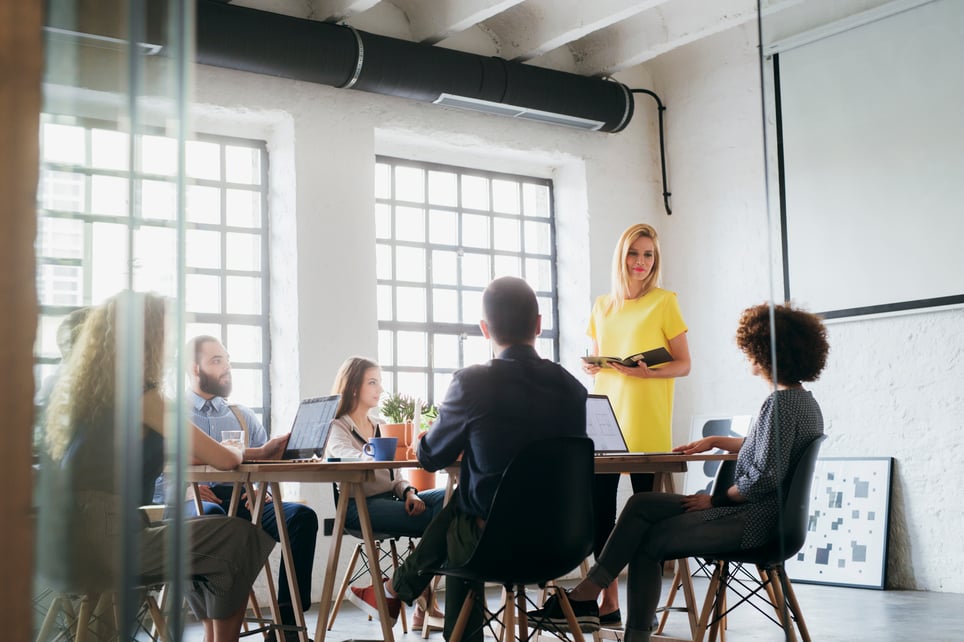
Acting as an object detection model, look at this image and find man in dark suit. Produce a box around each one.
[348,276,588,641]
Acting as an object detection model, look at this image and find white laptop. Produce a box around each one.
[585,394,680,456]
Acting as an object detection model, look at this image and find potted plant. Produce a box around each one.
[380,392,439,489]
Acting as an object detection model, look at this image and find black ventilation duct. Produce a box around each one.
[195,0,634,133]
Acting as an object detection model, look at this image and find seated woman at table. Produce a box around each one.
[327,356,447,625]
[37,291,282,642]
[530,302,829,642]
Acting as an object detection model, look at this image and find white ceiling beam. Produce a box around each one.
[310,0,383,22]
[488,0,674,62]
[394,0,527,44]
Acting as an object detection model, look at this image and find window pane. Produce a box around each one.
[186,322,222,343]
[523,183,551,218]
[395,206,425,243]
[377,284,393,320]
[43,123,85,165]
[461,252,490,287]
[395,166,425,203]
[41,170,85,212]
[36,314,67,360]
[434,372,453,404]
[378,330,394,366]
[91,222,128,302]
[433,334,460,369]
[396,286,426,322]
[433,288,459,323]
[432,250,458,286]
[462,213,489,249]
[226,188,261,227]
[133,226,176,296]
[187,184,221,224]
[429,209,458,245]
[463,335,491,366]
[141,179,176,221]
[91,128,128,170]
[375,203,392,239]
[397,331,427,368]
[230,367,263,408]
[226,276,261,314]
[461,290,482,324]
[376,243,393,280]
[537,295,554,331]
[37,265,83,307]
[140,134,177,176]
[493,254,521,279]
[38,217,83,259]
[227,324,262,362]
[226,232,261,271]
[186,229,221,269]
[396,246,426,283]
[526,258,553,292]
[186,139,221,180]
[186,274,221,313]
[375,163,391,199]
[536,337,554,357]
[428,170,458,206]
[396,372,428,401]
[525,220,552,254]
[461,174,488,210]
[493,218,520,251]
[492,179,520,214]
[225,145,261,184]
[90,175,128,217]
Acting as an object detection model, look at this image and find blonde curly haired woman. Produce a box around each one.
[38,291,283,642]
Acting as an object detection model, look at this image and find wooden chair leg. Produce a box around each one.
[448,588,477,642]
[694,562,724,642]
[502,586,516,642]
[145,593,170,642]
[328,543,363,630]
[516,585,529,642]
[36,593,66,642]
[766,569,798,642]
[389,540,409,633]
[778,567,811,642]
[554,588,586,642]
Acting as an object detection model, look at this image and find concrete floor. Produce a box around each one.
[175,574,964,642]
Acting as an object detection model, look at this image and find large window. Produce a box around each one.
[375,156,558,406]
[35,118,272,425]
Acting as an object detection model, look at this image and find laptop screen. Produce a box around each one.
[586,394,629,454]
[283,395,340,459]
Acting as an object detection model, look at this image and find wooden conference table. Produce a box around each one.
[186,452,736,642]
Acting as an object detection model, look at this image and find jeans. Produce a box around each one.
[346,488,447,536]
[187,484,318,623]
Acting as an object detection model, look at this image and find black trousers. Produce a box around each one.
[591,473,655,558]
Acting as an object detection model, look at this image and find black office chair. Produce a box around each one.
[693,435,826,642]
[427,436,596,642]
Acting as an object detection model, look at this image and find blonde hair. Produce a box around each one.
[44,292,168,461]
[605,223,662,314]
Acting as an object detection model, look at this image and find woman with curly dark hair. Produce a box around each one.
[529,302,828,642]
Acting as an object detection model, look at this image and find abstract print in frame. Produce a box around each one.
[786,457,894,589]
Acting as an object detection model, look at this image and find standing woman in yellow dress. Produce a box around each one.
[584,223,691,626]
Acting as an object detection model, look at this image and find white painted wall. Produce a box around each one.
[645,23,964,592]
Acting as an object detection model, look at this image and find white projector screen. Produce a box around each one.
[775,0,964,319]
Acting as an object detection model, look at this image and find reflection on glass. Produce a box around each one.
[140,134,177,176]
[461,174,489,210]
[463,335,491,366]
[524,219,551,253]
[433,288,459,323]
[432,250,458,286]
[375,203,392,239]
[397,331,428,367]
[395,165,425,203]
[226,232,261,271]
[395,246,426,282]
[37,217,83,259]
[493,218,520,252]
[434,372,453,404]
[226,325,263,362]
[186,274,221,313]
[141,179,176,221]
[433,334,460,368]
[186,140,221,180]
[186,229,222,269]
[429,209,458,245]
[226,276,261,314]
[461,290,482,325]
[428,170,458,206]
[378,330,394,366]
[42,123,85,164]
[225,145,261,184]
[91,128,129,171]
[40,170,85,212]
[225,188,261,227]
[395,206,425,242]
[90,175,128,216]
[522,183,551,218]
[37,265,83,307]
[462,213,489,249]
[461,252,491,287]
[492,179,521,214]
[396,286,427,322]
[526,257,553,291]
[186,184,220,224]
[375,162,391,199]
[376,243,393,280]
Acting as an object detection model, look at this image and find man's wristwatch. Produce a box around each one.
[403,485,418,497]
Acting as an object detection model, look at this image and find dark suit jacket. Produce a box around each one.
[417,343,588,518]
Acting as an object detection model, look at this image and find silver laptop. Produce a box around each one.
[585,394,681,456]
[252,395,340,462]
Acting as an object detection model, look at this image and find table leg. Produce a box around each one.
[353,483,396,642]
[315,479,351,642]
[269,481,308,642]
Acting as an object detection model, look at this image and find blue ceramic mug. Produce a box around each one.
[363,437,398,461]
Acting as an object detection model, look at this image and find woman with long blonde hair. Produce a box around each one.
[582,223,692,625]
[38,291,279,642]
